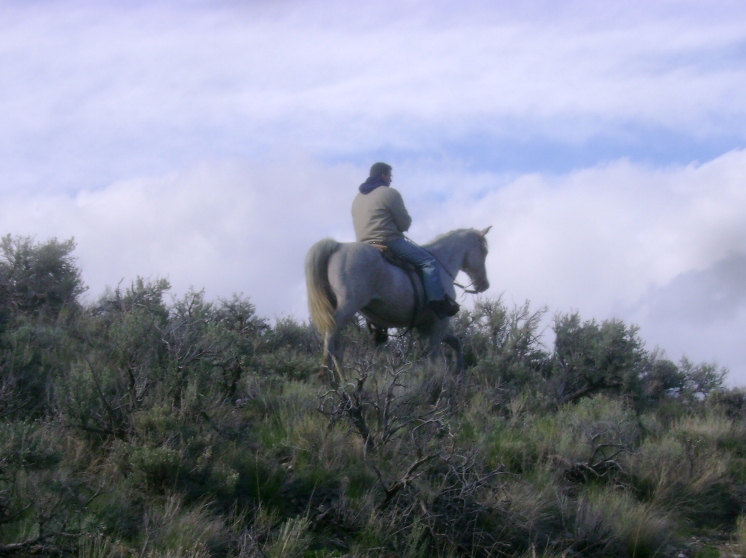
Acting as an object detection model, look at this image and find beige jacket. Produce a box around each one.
[351,186,412,243]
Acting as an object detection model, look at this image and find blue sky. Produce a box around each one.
[2,0,746,382]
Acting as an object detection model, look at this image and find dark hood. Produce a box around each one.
[359,176,389,194]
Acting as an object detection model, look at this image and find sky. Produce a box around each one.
[2,0,746,383]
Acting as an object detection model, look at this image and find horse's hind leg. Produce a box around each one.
[321,332,338,383]
[323,329,346,386]
[367,320,389,345]
[323,302,360,385]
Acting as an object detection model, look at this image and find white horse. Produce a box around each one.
[305,227,491,379]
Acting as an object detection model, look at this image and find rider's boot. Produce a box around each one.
[429,295,460,319]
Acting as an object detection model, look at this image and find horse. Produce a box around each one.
[305,227,491,380]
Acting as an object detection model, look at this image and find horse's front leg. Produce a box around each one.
[423,319,462,373]
[442,332,464,373]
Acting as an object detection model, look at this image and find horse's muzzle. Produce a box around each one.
[475,279,489,293]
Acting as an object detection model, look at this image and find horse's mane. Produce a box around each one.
[425,228,488,253]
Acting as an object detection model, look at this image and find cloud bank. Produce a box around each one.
[1,148,745,381]
[2,1,746,193]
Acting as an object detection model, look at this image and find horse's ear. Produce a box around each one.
[480,226,492,236]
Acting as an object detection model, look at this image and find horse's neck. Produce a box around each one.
[427,235,464,277]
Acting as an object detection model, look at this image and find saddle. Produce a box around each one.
[368,241,417,272]
[366,241,427,328]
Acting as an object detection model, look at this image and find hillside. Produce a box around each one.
[1,235,745,558]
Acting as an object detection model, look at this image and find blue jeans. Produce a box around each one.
[385,237,446,303]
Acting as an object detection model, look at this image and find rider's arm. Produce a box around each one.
[387,188,412,233]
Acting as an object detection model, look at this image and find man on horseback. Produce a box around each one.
[351,162,460,319]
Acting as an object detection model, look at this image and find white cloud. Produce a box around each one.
[0,153,360,316]
[2,1,746,193]
[2,148,745,381]
[418,149,746,382]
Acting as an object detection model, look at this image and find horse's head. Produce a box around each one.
[462,226,491,293]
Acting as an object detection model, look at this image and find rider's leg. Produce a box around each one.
[385,237,446,301]
[385,238,459,318]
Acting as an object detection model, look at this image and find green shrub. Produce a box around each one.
[3,238,744,557]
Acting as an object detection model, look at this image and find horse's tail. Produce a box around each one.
[305,238,341,335]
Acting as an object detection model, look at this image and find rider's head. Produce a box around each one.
[370,162,393,185]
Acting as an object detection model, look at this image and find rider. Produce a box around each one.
[351,162,460,319]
